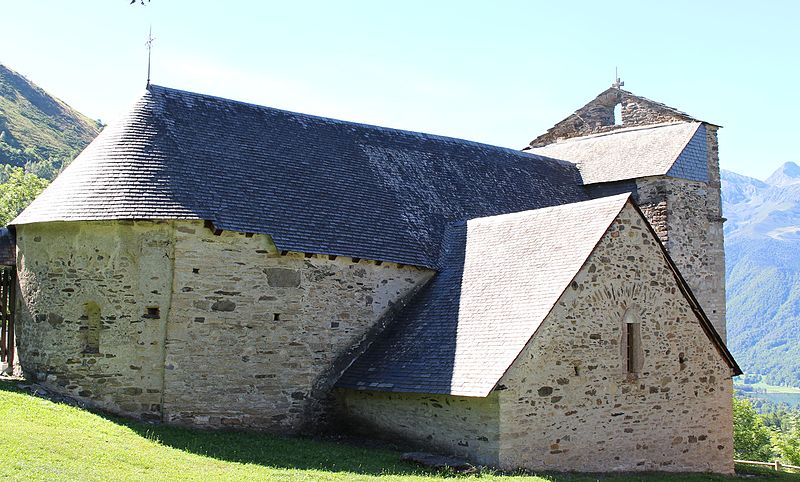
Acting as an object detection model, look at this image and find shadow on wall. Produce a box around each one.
[338,222,467,395]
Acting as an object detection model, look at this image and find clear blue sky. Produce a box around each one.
[1,1,797,179]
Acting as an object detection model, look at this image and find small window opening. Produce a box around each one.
[613,103,623,126]
[144,306,160,319]
[82,301,101,354]
[622,307,641,375]
[273,313,281,321]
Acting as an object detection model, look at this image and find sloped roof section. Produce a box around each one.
[336,194,632,396]
[526,122,707,185]
[337,193,741,396]
[13,85,588,268]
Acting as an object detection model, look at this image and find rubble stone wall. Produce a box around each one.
[15,221,174,420]
[337,204,734,474]
[163,221,431,431]
[497,203,734,473]
[337,389,501,466]
[15,220,432,431]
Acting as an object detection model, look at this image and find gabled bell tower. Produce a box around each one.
[526,82,727,341]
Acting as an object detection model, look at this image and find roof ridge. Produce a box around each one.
[147,84,548,162]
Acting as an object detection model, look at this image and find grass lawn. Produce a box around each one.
[1,380,798,481]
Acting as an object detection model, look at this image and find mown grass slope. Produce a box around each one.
[0,380,797,481]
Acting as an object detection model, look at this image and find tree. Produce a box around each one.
[0,167,49,226]
[733,397,774,461]
[773,414,800,465]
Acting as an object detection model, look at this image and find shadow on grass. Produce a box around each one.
[0,379,440,478]
[2,380,792,481]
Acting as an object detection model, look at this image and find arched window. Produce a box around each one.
[622,306,641,375]
[613,103,623,126]
[82,301,101,354]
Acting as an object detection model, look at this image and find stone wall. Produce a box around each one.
[632,138,726,340]
[15,220,432,431]
[337,389,500,465]
[336,204,734,474]
[497,203,734,474]
[529,88,696,147]
[581,129,727,340]
[15,221,173,420]
[163,221,432,431]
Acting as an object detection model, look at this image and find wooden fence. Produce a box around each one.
[0,267,16,369]
[736,459,800,472]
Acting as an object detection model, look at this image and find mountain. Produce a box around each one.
[723,162,800,387]
[765,161,800,188]
[0,63,100,180]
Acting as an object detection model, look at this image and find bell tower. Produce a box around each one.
[526,84,727,340]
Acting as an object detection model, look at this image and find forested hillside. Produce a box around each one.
[0,63,99,180]
[723,163,800,387]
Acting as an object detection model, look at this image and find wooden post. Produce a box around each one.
[7,267,15,368]
[0,268,6,363]
[775,461,781,471]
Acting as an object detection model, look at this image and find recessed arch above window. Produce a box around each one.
[622,305,642,376]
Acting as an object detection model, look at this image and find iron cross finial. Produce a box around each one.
[146,26,156,86]
[612,67,624,89]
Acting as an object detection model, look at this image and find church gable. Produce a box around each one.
[527,85,706,148]
[337,200,738,474]
[495,201,737,473]
[338,194,737,397]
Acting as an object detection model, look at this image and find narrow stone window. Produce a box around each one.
[144,307,160,319]
[622,307,641,375]
[273,313,281,321]
[82,301,101,354]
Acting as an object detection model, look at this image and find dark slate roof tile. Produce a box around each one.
[14,85,587,268]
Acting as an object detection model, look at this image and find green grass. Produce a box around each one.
[0,380,797,481]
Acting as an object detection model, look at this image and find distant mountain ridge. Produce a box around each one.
[723,162,800,387]
[0,63,99,179]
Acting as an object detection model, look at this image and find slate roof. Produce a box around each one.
[12,85,588,269]
[526,122,708,185]
[337,193,741,395]
[336,194,633,396]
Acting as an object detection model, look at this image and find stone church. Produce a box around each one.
[10,82,740,473]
